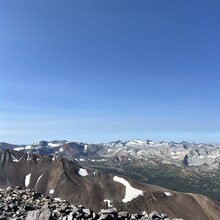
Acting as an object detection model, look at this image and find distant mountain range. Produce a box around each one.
[0,149,220,220]
[3,139,220,168]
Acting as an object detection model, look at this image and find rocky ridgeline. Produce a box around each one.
[0,187,183,220]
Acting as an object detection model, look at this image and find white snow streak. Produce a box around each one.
[78,168,89,176]
[113,176,143,203]
[36,174,43,184]
[25,173,31,187]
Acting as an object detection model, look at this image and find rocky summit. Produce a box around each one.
[0,186,183,220]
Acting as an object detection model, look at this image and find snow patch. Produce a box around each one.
[128,139,145,145]
[97,159,107,162]
[171,155,183,159]
[84,144,88,151]
[48,143,61,148]
[90,159,106,162]
[79,158,85,161]
[13,147,24,151]
[49,189,54,194]
[59,147,64,152]
[78,168,89,176]
[25,173,31,187]
[54,198,61,202]
[113,176,143,202]
[104,199,113,208]
[25,145,32,150]
[164,192,172,196]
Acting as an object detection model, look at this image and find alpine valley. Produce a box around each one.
[0,139,220,220]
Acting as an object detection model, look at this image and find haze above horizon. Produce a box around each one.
[1,0,220,144]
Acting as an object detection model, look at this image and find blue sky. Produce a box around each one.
[0,0,220,144]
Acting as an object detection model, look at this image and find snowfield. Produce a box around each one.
[113,176,143,202]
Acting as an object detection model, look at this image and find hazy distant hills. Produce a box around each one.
[0,149,220,220]
[1,139,220,201]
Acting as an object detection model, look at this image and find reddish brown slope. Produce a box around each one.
[0,150,219,220]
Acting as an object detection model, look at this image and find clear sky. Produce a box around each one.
[0,0,220,144]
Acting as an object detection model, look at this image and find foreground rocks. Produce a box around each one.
[0,187,183,220]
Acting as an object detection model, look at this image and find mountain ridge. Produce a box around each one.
[1,139,220,202]
[0,149,220,219]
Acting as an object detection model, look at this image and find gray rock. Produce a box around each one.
[0,187,182,220]
[161,213,168,218]
[98,213,115,220]
[149,211,163,220]
[141,211,149,218]
[38,204,51,220]
[66,212,73,220]
[0,215,6,220]
[130,215,136,219]
[83,208,91,217]
[25,210,40,220]
[118,211,129,218]
[100,208,117,214]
